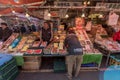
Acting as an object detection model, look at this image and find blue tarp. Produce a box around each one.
[0,54,13,66]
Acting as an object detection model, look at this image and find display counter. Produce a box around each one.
[0,30,103,70]
[13,52,102,70]
[94,41,120,66]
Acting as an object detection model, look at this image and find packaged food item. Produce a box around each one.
[32,41,41,47]
[27,49,33,54]
[34,49,42,54]
[51,48,58,54]
[21,45,29,52]
[40,42,47,47]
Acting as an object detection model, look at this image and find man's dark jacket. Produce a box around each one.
[64,34,83,55]
[0,27,12,41]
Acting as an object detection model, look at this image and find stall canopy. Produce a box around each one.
[0,0,45,15]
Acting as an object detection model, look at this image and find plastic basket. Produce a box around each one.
[81,63,97,67]
[0,59,16,75]
[54,60,66,73]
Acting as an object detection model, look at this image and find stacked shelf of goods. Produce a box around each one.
[20,35,36,53]
[0,55,19,80]
[74,28,101,54]
[95,38,120,52]
[0,33,44,55]
[93,25,120,52]
[74,28,102,67]
[0,33,19,52]
[8,36,21,52]
[43,30,67,55]
[24,41,47,56]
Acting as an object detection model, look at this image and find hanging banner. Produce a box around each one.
[108,12,119,26]
[54,2,82,7]
[96,3,120,11]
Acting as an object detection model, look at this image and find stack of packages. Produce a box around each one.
[43,30,67,55]
[51,31,67,55]
[95,38,120,51]
[0,33,19,52]
[74,28,100,54]
[20,35,35,52]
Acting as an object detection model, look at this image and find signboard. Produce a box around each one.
[96,3,120,11]
[108,12,119,26]
[50,11,59,17]
[44,10,51,20]
[54,2,82,7]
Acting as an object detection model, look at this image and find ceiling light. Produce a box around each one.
[81,13,85,17]
[99,14,103,18]
[25,13,30,18]
[48,13,51,17]
[87,1,90,5]
[65,14,69,18]
[12,10,15,13]
[84,1,87,5]
[14,0,19,3]
[16,17,18,20]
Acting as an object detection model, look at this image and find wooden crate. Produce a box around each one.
[22,61,41,70]
[24,56,41,62]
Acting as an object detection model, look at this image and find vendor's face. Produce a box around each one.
[43,23,49,29]
[1,25,7,30]
[75,18,83,27]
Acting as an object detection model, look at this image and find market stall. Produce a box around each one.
[0,23,103,71]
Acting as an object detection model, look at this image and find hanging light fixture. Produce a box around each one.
[65,14,69,18]
[48,7,51,17]
[48,12,51,17]
[12,10,15,13]
[83,0,90,5]
[15,17,18,20]
[25,13,30,18]
[87,1,90,5]
[14,0,19,3]
[83,1,87,5]
[99,14,103,18]
[81,13,85,17]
